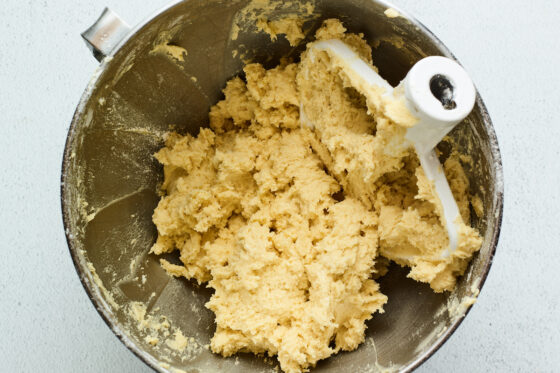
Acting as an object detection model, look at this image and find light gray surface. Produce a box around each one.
[0,0,558,372]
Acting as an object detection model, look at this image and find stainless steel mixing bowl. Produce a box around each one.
[61,1,503,372]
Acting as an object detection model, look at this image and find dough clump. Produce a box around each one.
[151,19,482,373]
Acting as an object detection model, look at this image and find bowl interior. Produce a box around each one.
[62,0,502,372]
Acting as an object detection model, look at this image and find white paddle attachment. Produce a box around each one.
[302,40,476,258]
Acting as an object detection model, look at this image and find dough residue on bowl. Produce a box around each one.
[384,8,401,18]
[256,15,305,46]
[149,19,482,373]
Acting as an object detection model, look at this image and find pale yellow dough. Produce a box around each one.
[151,19,482,373]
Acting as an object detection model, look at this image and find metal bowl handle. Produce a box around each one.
[81,8,131,62]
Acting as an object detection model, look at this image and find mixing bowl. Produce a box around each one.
[61,0,503,371]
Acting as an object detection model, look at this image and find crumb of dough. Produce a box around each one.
[165,330,189,351]
[145,336,159,346]
[150,31,188,62]
[471,195,484,218]
[384,8,401,18]
[150,44,187,62]
[151,19,482,373]
[257,15,305,46]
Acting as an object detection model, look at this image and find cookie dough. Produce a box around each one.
[151,19,482,373]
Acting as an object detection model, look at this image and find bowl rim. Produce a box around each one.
[60,0,504,372]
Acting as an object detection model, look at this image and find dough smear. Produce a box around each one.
[151,19,482,373]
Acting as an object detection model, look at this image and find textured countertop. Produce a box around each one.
[1,0,558,371]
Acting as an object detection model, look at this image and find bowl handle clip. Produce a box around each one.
[81,8,131,62]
